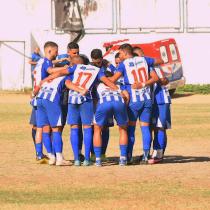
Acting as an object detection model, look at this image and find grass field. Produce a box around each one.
[0,92,210,210]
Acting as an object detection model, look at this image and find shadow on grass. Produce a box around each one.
[172,93,194,99]
[101,155,210,166]
[163,155,210,164]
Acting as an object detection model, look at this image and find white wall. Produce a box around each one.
[0,0,210,89]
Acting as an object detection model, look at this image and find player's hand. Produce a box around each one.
[110,85,119,91]
[80,88,88,96]
[132,82,142,89]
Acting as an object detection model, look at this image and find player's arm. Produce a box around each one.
[100,76,119,91]
[47,65,69,74]
[42,65,76,84]
[52,57,70,64]
[121,90,130,105]
[145,57,164,67]
[154,67,169,86]
[154,58,164,66]
[108,62,125,83]
[65,80,88,96]
[28,59,37,65]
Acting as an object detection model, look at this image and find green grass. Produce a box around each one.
[177,84,210,94]
[0,93,210,209]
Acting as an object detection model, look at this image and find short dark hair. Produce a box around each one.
[115,52,120,59]
[67,42,79,50]
[80,54,90,65]
[91,49,103,59]
[119,43,133,55]
[133,46,142,51]
[44,41,58,49]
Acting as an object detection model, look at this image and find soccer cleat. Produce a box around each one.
[139,158,148,165]
[101,154,107,162]
[74,160,81,166]
[95,159,102,167]
[36,156,49,164]
[48,155,56,165]
[79,153,85,162]
[82,160,92,166]
[56,159,71,166]
[148,157,163,164]
[127,157,134,165]
[90,154,96,162]
[119,158,127,166]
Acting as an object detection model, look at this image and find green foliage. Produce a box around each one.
[177,84,210,94]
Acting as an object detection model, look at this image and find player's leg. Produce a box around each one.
[29,107,37,156]
[80,100,94,166]
[113,100,128,166]
[46,100,70,166]
[149,104,171,164]
[139,99,153,164]
[101,126,109,160]
[93,101,111,166]
[78,125,85,161]
[35,99,49,163]
[67,103,81,166]
[127,102,140,163]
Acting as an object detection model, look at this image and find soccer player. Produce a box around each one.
[66,57,118,166]
[93,70,128,166]
[148,67,171,164]
[28,46,41,88]
[110,43,159,164]
[32,41,68,163]
[43,55,118,166]
[90,49,116,160]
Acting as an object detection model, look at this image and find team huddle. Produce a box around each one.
[29,41,171,167]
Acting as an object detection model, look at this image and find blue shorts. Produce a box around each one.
[36,98,62,128]
[152,103,171,129]
[67,100,94,125]
[128,99,152,123]
[29,107,37,126]
[94,101,128,126]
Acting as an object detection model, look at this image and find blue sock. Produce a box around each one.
[78,127,83,152]
[127,126,136,159]
[102,128,109,155]
[84,127,93,161]
[52,132,63,153]
[157,130,166,149]
[94,147,102,159]
[70,128,79,161]
[141,126,152,151]
[153,130,160,150]
[42,132,52,153]
[32,128,36,146]
[163,131,167,154]
[35,143,43,158]
[120,145,128,158]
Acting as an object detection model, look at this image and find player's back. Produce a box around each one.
[68,64,100,104]
[37,76,66,104]
[120,56,151,102]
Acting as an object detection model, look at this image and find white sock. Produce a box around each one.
[48,153,55,159]
[152,150,158,158]
[56,153,63,161]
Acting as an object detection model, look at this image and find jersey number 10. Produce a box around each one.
[131,67,148,83]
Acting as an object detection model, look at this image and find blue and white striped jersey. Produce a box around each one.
[153,67,171,104]
[31,58,53,107]
[37,76,67,104]
[67,64,103,104]
[96,83,124,104]
[117,56,154,103]
[33,58,53,87]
